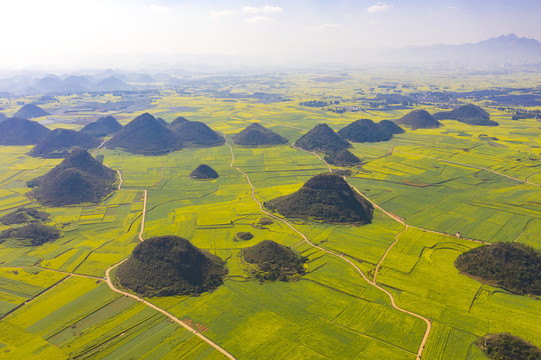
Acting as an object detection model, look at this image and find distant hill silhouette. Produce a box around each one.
[105,113,182,155]
[28,128,101,158]
[242,240,306,282]
[455,242,541,296]
[116,235,228,297]
[378,120,405,135]
[168,116,189,128]
[156,117,168,127]
[393,34,541,66]
[93,76,131,91]
[168,119,225,147]
[80,116,122,137]
[338,119,395,143]
[294,124,351,154]
[396,110,441,130]
[233,123,288,146]
[324,149,361,167]
[434,104,498,126]
[189,164,219,179]
[0,223,60,246]
[29,148,117,206]
[265,173,373,224]
[14,104,49,118]
[476,333,541,360]
[0,117,51,145]
[0,113,6,122]
[0,207,49,225]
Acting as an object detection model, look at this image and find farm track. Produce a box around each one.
[225,135,431,360]
[100,174,236,360]
[0,173,236,358]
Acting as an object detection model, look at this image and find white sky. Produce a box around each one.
[1,0,540,69]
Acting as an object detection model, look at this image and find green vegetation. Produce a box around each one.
[299,100,338,107]
[29,148,117,206]
[235,231,254,241]
[80,116,122,137]
[378,119,405,135]
[0,71,540,359]
[13,104,49,118]
[0,207,50,225]
[242,240,306,281]
[28,128,101,158]
[0,223,60,246]
[168,119,225,147]
[0,117,50,145]
[294,123,351,154]
[434,103,499,126]
[265,173,373,224]
[396,109,441,129]
[189,164,219,179]
[338,119,394,142]
[105,113,182,155]
[116,235,228,297]
[455,242,541,295]
[233,123,288,146]
[324,149,361,166]
[476,333,541,360]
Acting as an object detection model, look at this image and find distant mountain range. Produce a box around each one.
[387,34,541,66]
[0,34,540,96]
[0,69,171,96]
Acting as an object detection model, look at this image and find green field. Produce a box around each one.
[0,70,540,359]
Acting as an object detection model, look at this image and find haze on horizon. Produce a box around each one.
[2,0,541,70]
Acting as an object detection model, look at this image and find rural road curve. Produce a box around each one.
[102,165,236,359]
[225,135,431,360]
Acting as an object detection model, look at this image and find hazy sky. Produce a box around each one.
[1,0,540,69]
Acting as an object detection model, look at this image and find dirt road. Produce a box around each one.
[225,135,431,359]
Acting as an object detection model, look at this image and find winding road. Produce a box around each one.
[225,135,431,359]
[101,167,236,359]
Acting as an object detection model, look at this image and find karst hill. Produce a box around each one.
[189,164,219,179]
[396,109,441,130]
[243,240,306,281]
[28,128,101,158]
[116,235,228,297]
[105,113,182,155]
[338,119,402,143]
[0,117,51,145]
[378,120,406,135]
[434,104,499,126]
[80,116,123,137]
[233,123,288,146]
[29,148,117,206]
[168,118,225,147]
[265,173,373,224]
[455,242,541,296]
[294,123,351,154]
[13,104,50,119]
[324,149,361,167]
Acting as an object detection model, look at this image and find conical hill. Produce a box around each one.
[294,124,351,153]
[265,173,373,224]
[116,235,228,297]
[0,117,50,145]
[233,123,288,146]
[105,113,182,155]
[29,148,117,206]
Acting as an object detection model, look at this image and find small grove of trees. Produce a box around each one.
[299,100,339,107]
[476,333,541,360]
[455,242,541,296]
